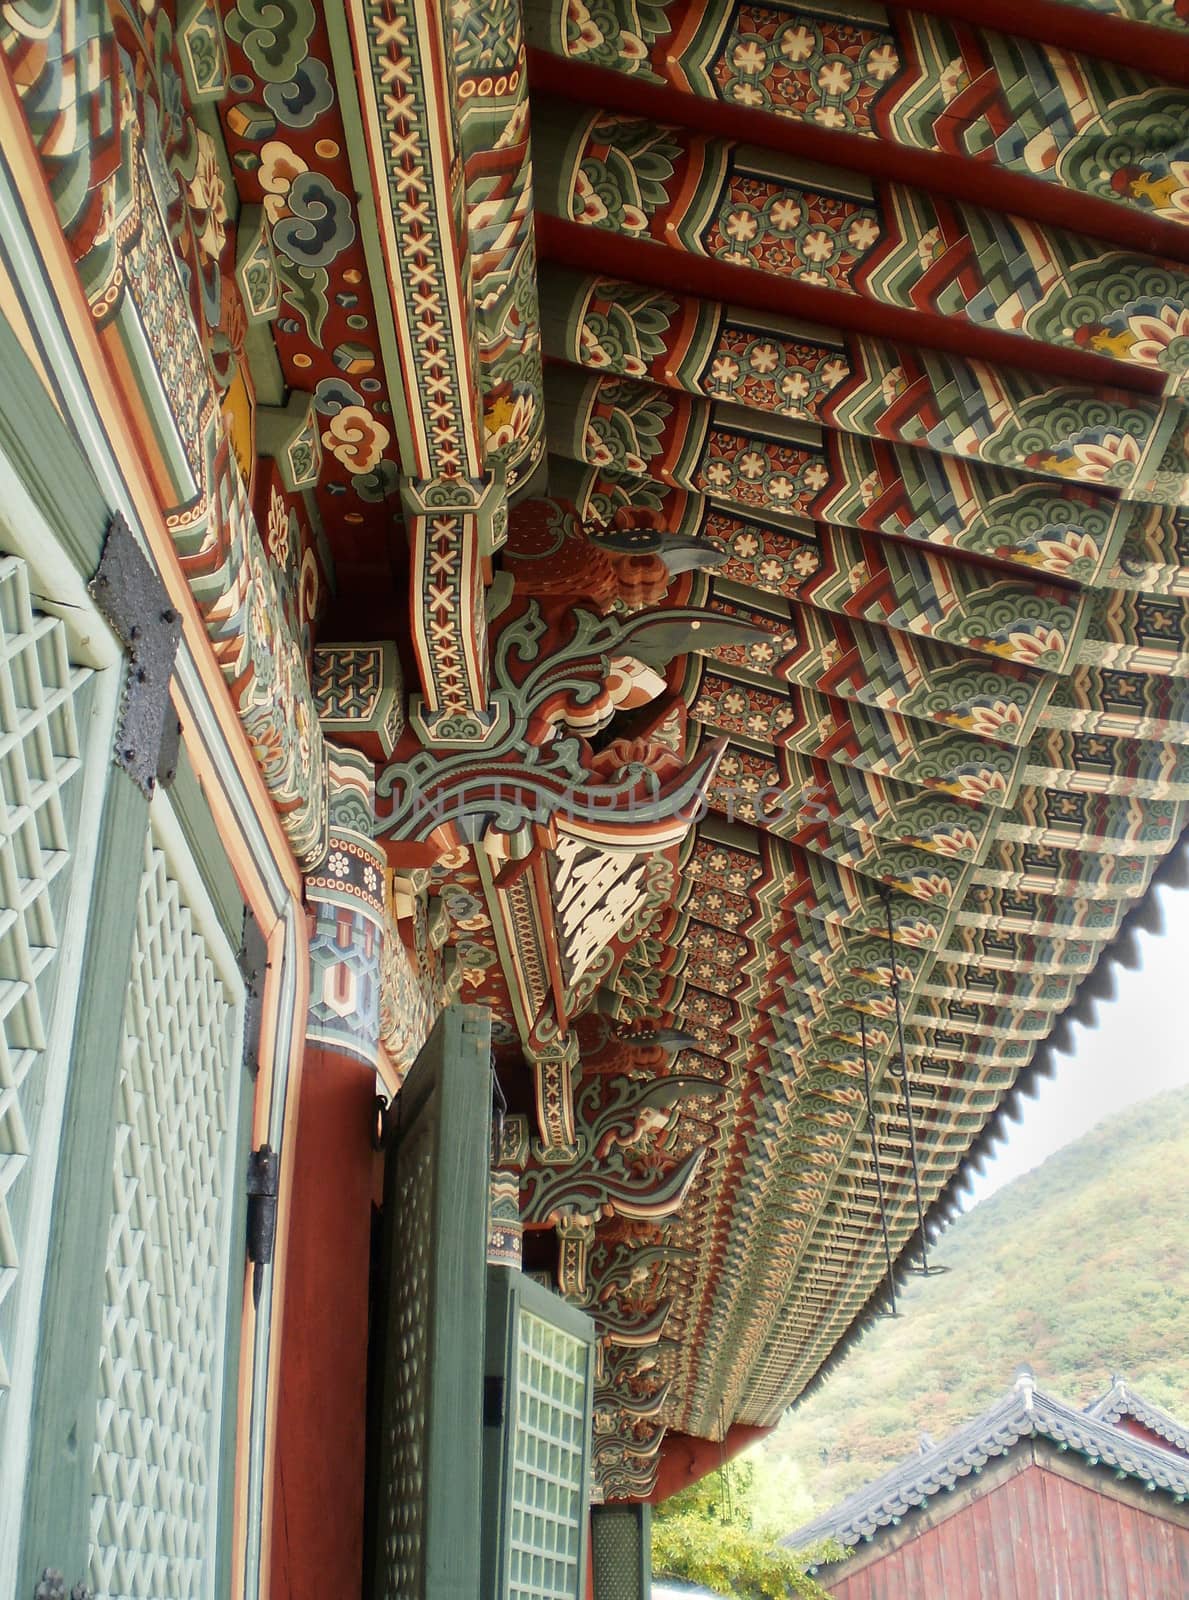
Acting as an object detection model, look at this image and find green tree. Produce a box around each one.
[652,1459,841,1598]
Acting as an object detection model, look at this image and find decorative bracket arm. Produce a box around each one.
[402,471,508,747]
[527,1004,580,1162]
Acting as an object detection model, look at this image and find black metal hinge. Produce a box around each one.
[89,512,182,797]
[483,1374,505,1428]
[238,910,268,1077]
[246,1144,280,1307]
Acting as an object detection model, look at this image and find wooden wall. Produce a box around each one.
[823,1459,1189,1600]
[1116,1416,1189,1461]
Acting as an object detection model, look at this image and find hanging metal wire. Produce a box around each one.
[880,886,946,1277]
[717,1401,734,1522]
[859,1010,899,1317]
[490,1048,508,1166]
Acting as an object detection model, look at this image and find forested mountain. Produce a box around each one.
[749,1088,1189,1535]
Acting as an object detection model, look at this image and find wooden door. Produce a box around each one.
[0,557,253,1598]
[13,749,253,1598]
[0,548,108,1593]
[590,1505,652,1600]
[0,306,258,1600]
[364,1004,494,1599]
[482,1267,597,1600]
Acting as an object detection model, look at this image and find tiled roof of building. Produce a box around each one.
[1087,1375,1189,1455]
[784,1368,1189,1554]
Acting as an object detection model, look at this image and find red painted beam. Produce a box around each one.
[647,1423,774,1505]
[893,0,1189,86]
[535,213,1166,397]
[526,52,1189,268]
[270,1046,378,1600]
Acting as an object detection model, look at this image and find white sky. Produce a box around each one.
[963,877,1189,1208]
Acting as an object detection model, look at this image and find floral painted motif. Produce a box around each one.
[576,279,682,378]
[581,378,677,475]
[551,109,1189,384]
[572,115,684,234]
[555,275,1180,500]
[704,172,882,291]
[187,130,228,260]
[556,0,1189,229]
[553,0,675,80]
[711,510,822,595]
[219,12,410,528]
[701,324,851,419]
[700,429,827,514]
[712,6,899,132]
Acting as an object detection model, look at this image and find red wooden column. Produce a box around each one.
[270,1044,377,1598]
[271,744,389,1597]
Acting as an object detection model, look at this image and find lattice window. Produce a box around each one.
[507,1309,589,1600]
[0,553,88,1398]
[377,1119,433,1597]
[89,824,242,1600]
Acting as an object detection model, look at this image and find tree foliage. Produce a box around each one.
[749,1087,1189,1531]
[652,1459,841,1597]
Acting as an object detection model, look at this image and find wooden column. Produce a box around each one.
[272,743,387,1597]
[270,1042,377,1600]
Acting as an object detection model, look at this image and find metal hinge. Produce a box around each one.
[35,1573,90,1600]
[238,910,268,1077]
[246,1144,280,1307]
[483,1374,505,1428]
[88,512,182,797]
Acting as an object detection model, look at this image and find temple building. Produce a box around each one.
[784,1369,1189,1597]
[0,2,1186,1597]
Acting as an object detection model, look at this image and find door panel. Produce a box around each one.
[0,289,264,1599]
[590,1505,652,1600]
[0,551,101,1586]
[10,693,251,1597]
[482,1268,596,1600]
[0,553,93,1392]
[88,802,247,1598]
[365,1004,493,1600]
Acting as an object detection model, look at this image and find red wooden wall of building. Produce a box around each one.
[1116,1416,1189,1460]
[825,1461,1189,1600]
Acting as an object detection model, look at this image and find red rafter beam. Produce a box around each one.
[535,213,1166,397]
[893,0,1189,86]
[526,50,1189,268]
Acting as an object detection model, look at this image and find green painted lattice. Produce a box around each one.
[590,1504,651,1600]
[376,1117,434,1595]
[484,1267,596,1600]
[89,821,244,1600]
[508,1310,589,1599]
[364,1006,492,1600]
[0,554,88,1401]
